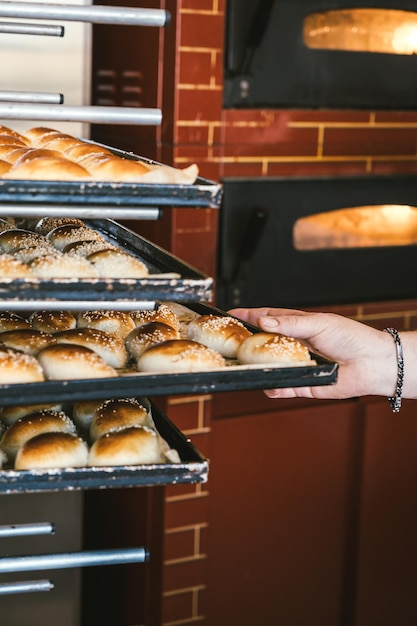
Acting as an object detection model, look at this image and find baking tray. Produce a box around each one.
[0,147,223,212]
[0,401,208,494]
[0,303,338,406]
[0,219,213,308]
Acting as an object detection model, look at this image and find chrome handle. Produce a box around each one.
[0,579,53,595]
[0,523,54,538]
[0,547,148,573]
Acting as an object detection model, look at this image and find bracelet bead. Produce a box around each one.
[383,327,404,413]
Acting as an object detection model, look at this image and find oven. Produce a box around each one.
[217,174,417,309]
[224,0,417,110]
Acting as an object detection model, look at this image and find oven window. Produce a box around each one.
[293,205,417,250]
[304,9,417,55]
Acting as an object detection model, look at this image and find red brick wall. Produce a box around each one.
[157,2,417,624]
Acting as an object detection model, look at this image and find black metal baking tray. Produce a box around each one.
[0,146,223,210]
[0,303,338,406]
[0,219,213,307]
[0,402,208,494]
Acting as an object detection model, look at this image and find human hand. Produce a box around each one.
[229,307,397,400]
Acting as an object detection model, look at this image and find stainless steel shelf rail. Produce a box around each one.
[0,103,162,125]
[0,2,169,26]
[0,522,54,538]
[0,91,63,104]
[0,21,64,35]
[0,579,54,595]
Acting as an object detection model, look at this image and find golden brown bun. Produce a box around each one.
[136,339,226,373]
[33,217,86,236]
[23,126,64,147]
[0,159,12,175]
[47,224,104,251]
[0,409,76,460]
[236,332,313,366]
[54,327,128,369]
[129,303,180,331]
[63,142,112,161]
[37,343,118,380]
[38,133,84,152]
[4,157,91,181]
[63,239,117,257]
[0,328,56,355]
[77,310,135,339]
[87,249,149,278]
[0,254,33,277]
[14,244,57,264]
[0,402,63,426]
[126,322,180,360]
[79,153,150,181]
[89,398,150,442]
[187,314,253,359]
[72,399,107,431]
[88,426,162,466]
[29,310,77,333]
[15,431,89,470]
[0,228,49,254]
[29,252,98,278]
[0,311,31,332]
[0,347,44,383]
[0,144,27,162]
[14,148,64,165]
[0,218,16,232]
[0,126,29,144]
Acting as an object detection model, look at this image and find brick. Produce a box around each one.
[177,88,223,122]
[374,111,417,124]
[164,527,196,561]
[180,13,224,48]
[323,127,417,157]
[266,160,368,177]
[165,482,201,500]
[371,160,417,175]
[223,122,318,152]
[173,230,217,277]
[164,493,209,529]
[165,398,201,431]
[162,587,194,623]
[162,557,207,592]
[179,50,213,85]
[221,161,265,177]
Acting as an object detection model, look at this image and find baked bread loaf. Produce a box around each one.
[71,399,107,431]
[0,328,56,355]
[15,431,89,470]
[14,148,63,165]
[129,303,180,331]
[88,425,162,466]
[0,254,34,278]
[54,327,128,369]
[15,244,58,264]
[78,153,150,181]
[187,314,252,359]
[87,249,149,278]
[89,397,150,442]
[63,239,117,258]
[126,321,180,361]
[29,252,98,278]
[0,409,76,460]
[0,347,44,383]
[47,224,104,251]
[236,332,313,366]
[77,310,136,339]
[136,339,226,373]
[33,217,86,236]
[0,159,12,175]
[29,310,77,333]
[0,229,51,254]
[0,402,63,426]
[63,142,112,161]
[37,343,118,380]
[4,157,91,180]
[0,311,30,332]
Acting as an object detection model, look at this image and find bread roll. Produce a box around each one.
[14,148,63,165]
[129,303,180,331]
[47,224,104,251]
[0,328,56,355]
[236,332,313,366]
[29,310,77,333]
[187,314,252,359]
[63,142,112,161]
[0,217,16,232]
[0,159,12,176]
[0,229,49,253]
[54,327,128,369]
[0,448,6,468]
[0,409,76,460]
[136,339,226,373]
[0,311,30,332]
[39,133,84,152]
[15,431,89,470]
[0,402,63,426]
[0,126,29,144]
[77,310,136,339]
[4,157,90,181]
[29,252,98,278]
[63,239,117,258]
[79,153,150,181]
[23,126,64,147]
[0,145,27,163]
[87,249,149,278]
[90,397,150,442]
[0,254,34,278]
[33,216,86,236]
[37,343,118,380]
[0,346,44,383]
[88,426,162,466]
[126,321,180,361]
[14,244,57,264]
[72,399,107,431]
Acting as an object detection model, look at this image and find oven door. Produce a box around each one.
[217,175,417,309]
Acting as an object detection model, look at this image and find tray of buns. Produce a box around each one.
[0,397,208,494]
[0,125,222,211]
[0,302,338,406]
[0,217,213,306]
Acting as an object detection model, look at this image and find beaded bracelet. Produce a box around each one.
[383,327,404,413]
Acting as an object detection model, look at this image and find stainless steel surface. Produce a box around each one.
[0,547,147,573]
[0,103,162,125]
[0,523,54,538]
[0,204,161,220]
[0,579,53,594]
[0,300,157,311]
[0,21,64,36]
[0,91,63,104]
[0,2,169,26]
